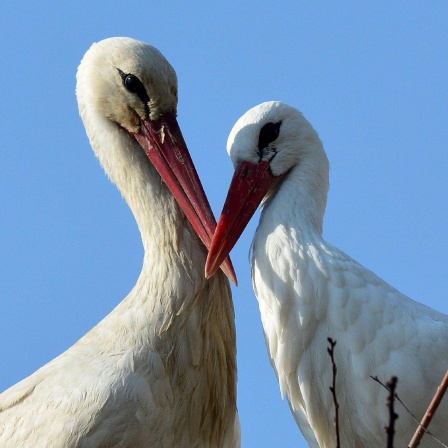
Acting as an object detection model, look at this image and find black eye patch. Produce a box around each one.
[258,121,282,150]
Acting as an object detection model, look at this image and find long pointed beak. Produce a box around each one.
[131,114,237,285]
[205,160,276,279]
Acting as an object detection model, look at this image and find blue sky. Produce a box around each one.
[1,2,447,446]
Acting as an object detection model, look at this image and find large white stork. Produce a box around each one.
[0,37,240,448]
[206,101,448,447]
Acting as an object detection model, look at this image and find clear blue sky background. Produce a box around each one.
[1,2,447,447]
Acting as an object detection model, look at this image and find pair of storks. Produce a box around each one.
[0,37,446,447]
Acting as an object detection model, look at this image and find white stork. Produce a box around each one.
[0,37,240,448]
[206,101,448,447]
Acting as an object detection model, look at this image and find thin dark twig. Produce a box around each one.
[371,376,420,424]
[371,376,448,448]
[384,376,399,448]
[408,370,448,448]
[327,337,341,448]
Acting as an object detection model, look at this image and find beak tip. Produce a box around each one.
[205,258,238,286]
[223,259,238,286]
[204,261,216,280]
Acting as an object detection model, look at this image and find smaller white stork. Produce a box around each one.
[0,38,239,447]
[206,101,448,447]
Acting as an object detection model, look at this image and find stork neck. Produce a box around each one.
[86,115,188,258]
[88,117,207,336]
[253,150,331,352]
[263,155,329,238]
[125,155,186,259]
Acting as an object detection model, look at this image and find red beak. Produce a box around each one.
[205,160,276,279]
[132,114,237,285]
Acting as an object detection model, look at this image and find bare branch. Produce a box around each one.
[371,376,448,448]
[384,376,399,448]
[408,370,448,448]
[327,337,341,448]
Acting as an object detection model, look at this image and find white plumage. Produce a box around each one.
[0,37,240,447]
[206,101,448,447]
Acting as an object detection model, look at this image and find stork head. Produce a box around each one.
[205,101,328,278]
[76,37,236,284]
[77,37,178,131]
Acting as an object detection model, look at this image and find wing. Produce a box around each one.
[322,244,448,446]
[0,269,239,448]
[252,226,448,447]
[0,342,175,447]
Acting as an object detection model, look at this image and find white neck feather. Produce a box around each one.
[262,141,329,238]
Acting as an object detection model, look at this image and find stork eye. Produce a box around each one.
[258,121,282,150]
[124,74,142,93]
[117,69,150,106]
[124,75,150,105]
